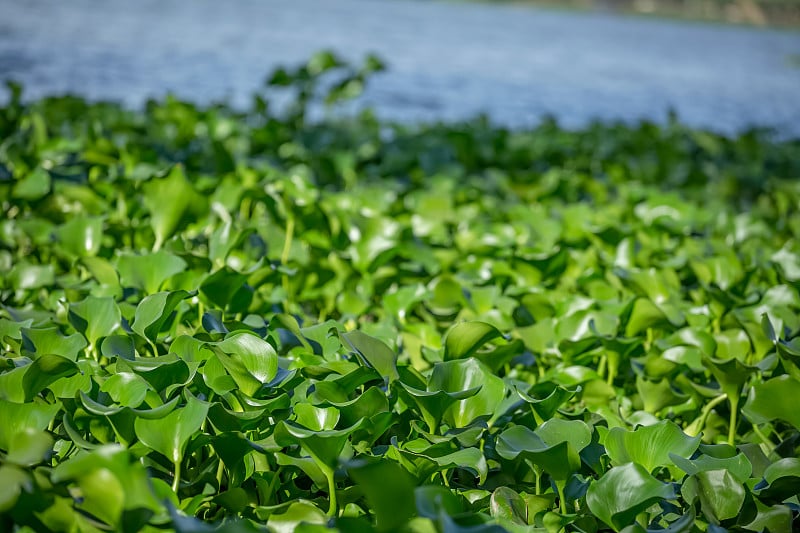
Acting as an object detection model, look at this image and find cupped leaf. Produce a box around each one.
[21,326,87,361]
[68,295,121,347]
[212,332,279,396]
[100,372,152,408]
[496,425,581,480]
[517,383,580,425]
[22,354,78,401]
[586,462,675,532]
[444,321,503,361]
[429,358,505,429]
[342,330,399,382]
[756,458,800,502]
[681,469,745,524]
[273,418,365,471]
[603,420,700,472]
[398,382,481,434]
[670,451,752,484]
[134,391,209,464]
[490,487,527,525]
[131,290,191,344]
[116,250,187,294]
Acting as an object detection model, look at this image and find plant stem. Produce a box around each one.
[728,393,740,446]
[597,354,607,379]
[281,212,295,300]
[686,393,727,437]
[556,481,567,515]
[172,460,181,493]
[324,468,337,517]
[606,352,619,386]
[751,424,775,452]
[216,459,225,489]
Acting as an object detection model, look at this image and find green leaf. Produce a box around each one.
[348,459,417,532]
[517,383,580,424]
[68,295,121,347]
[0,465,30,513]
[21,326,87,361]
[213,332,279,396]
[199,266,248,310]
[586,462,675,532]
[100,372,151,407]
[294,403,339,432]
[428,358,505,429]
[134,392,209,463]
[0,399,60,450]
[266,500,327,533]
[670,451,752,484]
[742,375,800,430]
[444,321,503,360]
[757,458,800,502]
[6,428,53,466]
[273,419,364,471]
[12,167,50,200]
[116,250,187,294]
[131,290,191,343]
[489,487,527,525]
[22,354,78,401]
[54,216,103,257]
[603,420,700,472]
[342,330,399,381]
[496,425,582,480]
[398,382,481,434]
[9,262,55,290]
[142,165,206,250]
[681,469,745,524]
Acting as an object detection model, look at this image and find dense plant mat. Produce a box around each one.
[1,55,800,532]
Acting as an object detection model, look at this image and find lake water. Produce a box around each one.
[1,0,799,135]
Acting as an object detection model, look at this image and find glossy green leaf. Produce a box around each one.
[273,418,364,471]
[428,358,505,429]
[681,469,745,524]
[22,354,78,401]
[213,332,278,396]
[68,295,121,347]
[21,326,87,361]
[604,421,700,472]
[116,250,187,294]
[444,321,503,361]
[54,216,103,257]
[131,290,191,343]
[342,330,399,381]
[100,372,151,407]
[586,462,675,532]
[496,425,582,480]
[489,487,527,525]
[134,392,209,463]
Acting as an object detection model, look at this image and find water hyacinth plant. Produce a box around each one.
[1,52,799,532]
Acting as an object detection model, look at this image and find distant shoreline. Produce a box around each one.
[467,0,800,28]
